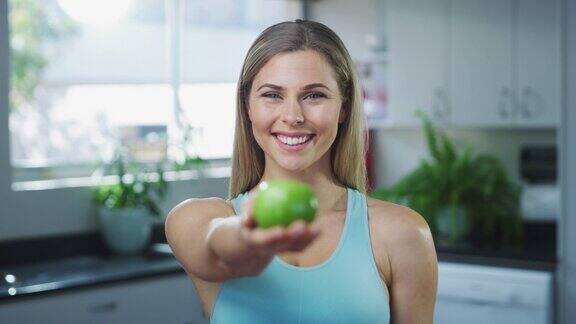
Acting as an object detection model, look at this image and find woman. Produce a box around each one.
[166,19,438,323]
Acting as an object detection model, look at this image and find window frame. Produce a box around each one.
[7,0,238,188]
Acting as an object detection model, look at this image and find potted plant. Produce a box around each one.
[93,155,168,255]
[370,113,523,248]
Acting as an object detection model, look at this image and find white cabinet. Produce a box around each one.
[0,274,208,324]
[451,0,561,128]
[516,0,562,127]
[387,0,450,125]
[435,262,554,324]
[450,0,514,127]
[384,0,561,129]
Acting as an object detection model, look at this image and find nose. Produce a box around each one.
[280,98,304,125]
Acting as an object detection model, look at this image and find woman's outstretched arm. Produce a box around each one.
[165,195,319,282]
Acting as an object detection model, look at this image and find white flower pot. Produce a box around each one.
[98,207,153,255]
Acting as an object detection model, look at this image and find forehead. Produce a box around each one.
[252,50,339,90]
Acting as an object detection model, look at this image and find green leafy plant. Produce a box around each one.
[93,156,168,217]
[370,112,523,247]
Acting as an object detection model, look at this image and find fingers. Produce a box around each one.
[239,219,320,255]
[239,191,320,254]
[241,213,256,229]
[280,221,320,252]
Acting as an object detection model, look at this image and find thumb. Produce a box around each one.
[241,212,256,229]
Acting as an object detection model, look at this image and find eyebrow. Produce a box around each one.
[256,83,333,92]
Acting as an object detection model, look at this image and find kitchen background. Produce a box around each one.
[0,0,574,323]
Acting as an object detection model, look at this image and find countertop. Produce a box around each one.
[0,243,183,301]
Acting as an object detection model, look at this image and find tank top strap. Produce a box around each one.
[229,193,247,215]
[337,188,372,257]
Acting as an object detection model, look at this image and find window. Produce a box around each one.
[7,0,303,187]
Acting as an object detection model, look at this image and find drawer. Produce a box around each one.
[0,274,208,324]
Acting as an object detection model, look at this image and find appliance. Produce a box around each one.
[435,262,554,324]
[520,146,559,221]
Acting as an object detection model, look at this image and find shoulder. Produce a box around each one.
[165,197,236,226]
[366,198,438,320]
[367,197,431,233]
[366,197,437,267]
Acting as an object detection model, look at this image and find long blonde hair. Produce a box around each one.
[228,20,368,199]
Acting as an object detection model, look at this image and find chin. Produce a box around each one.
[276,157,314,173]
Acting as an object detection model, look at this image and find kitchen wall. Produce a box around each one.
[308,0,382,60]
[0,177,229,241]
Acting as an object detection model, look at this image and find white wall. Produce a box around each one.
[309,0,382,60]
[0,177,229,241]
[373,128,557,188]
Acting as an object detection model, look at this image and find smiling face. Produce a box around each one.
[247,50,345,175]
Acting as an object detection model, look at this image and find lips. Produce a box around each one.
[276,133,312,145]
[272,133,315,152]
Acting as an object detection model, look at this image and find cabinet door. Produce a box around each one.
[516,0,561,127]
[387,0,450,125]
[450,0,514,127]
[0,274,208,324]
[435,298,549,324]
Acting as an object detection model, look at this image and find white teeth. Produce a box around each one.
[276,134,311,146]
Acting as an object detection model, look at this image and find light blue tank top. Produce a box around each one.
[210,187,391,324]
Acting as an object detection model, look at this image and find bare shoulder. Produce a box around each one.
[366,197,436,260]
[366,198,438,320]
[164,196,236,272]
[165,197,236,230]
[169,196,235,218]
[367,197,431,230]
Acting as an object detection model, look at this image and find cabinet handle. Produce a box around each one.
[88,301,119,313]
[498,87,512,119]
[432,88,450,122]
[520,86,544,119]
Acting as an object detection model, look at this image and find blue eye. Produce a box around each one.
[305,92,326,100]
[262,92,282,100]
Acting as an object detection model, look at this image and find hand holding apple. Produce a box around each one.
[253,180,318,228]
[237,180,319,256]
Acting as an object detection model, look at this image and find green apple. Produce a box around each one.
[253,180,318,229]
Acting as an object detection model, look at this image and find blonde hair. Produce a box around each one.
[228,20,368,199]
